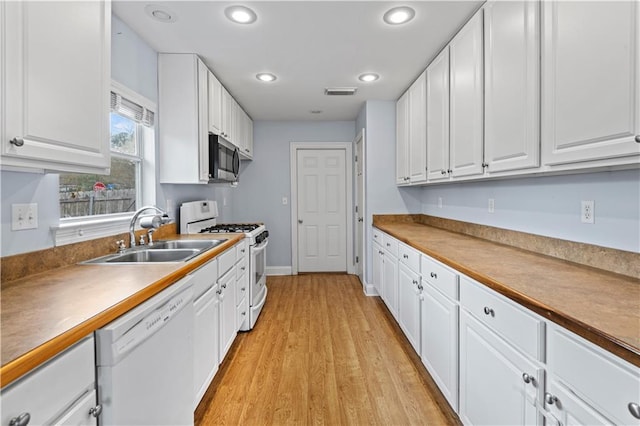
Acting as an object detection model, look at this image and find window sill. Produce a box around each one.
[52,213,134,246]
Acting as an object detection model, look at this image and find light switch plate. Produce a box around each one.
[12,203,38,230]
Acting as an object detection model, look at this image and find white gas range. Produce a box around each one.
[180,200,268,330]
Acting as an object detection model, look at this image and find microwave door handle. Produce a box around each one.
[232,148,240,179]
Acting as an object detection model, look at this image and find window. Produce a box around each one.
[59,86,155,218]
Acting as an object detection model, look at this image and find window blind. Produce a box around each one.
[110,92,155,127]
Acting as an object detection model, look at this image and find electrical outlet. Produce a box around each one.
[12,203,38,230]
[488,198,495,213]
[438,197,443,208]
[282,197,288,205]
[581,200,595,224]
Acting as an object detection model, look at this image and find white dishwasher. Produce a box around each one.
[96,276,194,426]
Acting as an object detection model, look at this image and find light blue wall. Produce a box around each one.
[421,169,640,253]
[361,101,422,284]
[231,121,356,268]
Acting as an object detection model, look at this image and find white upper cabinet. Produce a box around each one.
[158,54,209,184]
[409,71,427,183]
[426,48,451,182]
[220,88,233,143]
[542,1,640,166]
[396,91,410,184]
[484,0,540,173]
[237,106,254,160]
[449,9,485,178]
[208,71,223,136]
[1,1,111,174]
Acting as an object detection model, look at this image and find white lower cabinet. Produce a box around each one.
[546,324,640,425]
[191,257,220,408]
[1,336,98,426]
[398,262,421,354]
[372,240,384,296]
[382,245,399,320]
[421,279,459,412]
[459,311,542,426]
[218,266,237,362]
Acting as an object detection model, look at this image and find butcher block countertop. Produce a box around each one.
[373,219,640,368]
[0,233,244,388]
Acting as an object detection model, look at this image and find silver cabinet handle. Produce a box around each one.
[635,135,640,143]
[522,373,535,385]
[9,137,24,147]
[358,217,363,222]
[241,249,246,253]
[483,306,495,317]
[298,219,303,224]
[222,284,227,289]
[417,283,423,290]
[241,266,246,271]
[89,405,103,418]
[629,403,640,419]
[9,413,30,426]
[441,170,446,175]
[430,272,437,279]
[241,287,246,291]
[403,254,408,259]
[545,393,558,405]
[412,280,418,285]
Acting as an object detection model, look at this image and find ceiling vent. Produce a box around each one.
[324,87,358,96]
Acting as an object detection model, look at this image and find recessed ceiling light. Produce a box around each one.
[358,73,380,82]
[144,4,177,23]
[383,6,415,25]
[225,5,257,24]
[256,73,277,82]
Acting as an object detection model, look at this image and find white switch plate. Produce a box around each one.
[282,197,288,205]
[488,198,495,213]
[581,200,595,224]
[12,203,38,230]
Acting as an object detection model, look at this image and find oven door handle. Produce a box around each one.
[251,239,268,254]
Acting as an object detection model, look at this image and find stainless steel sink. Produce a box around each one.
[81,239,227,264]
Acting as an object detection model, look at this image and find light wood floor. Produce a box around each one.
[195,274,459,425]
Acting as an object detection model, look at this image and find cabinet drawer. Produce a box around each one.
[235,239,248,259]
[421,255,458,300]
[383,234,399,258]
[398,243,420,273]
[1,336,95,425]
[548,324,640,425]
[218,246,237,277]
[236,254,248,279]
[372,228,383,245]
[190,258,218,300]
[460,276,543,360]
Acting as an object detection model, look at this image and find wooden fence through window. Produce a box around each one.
[60,189,136,217]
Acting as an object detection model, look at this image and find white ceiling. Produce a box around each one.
[113,1,483,121]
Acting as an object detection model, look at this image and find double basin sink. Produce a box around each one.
[83,239,227,264]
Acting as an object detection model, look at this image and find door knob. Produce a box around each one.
[635,135,640,143]
[298,219,303,224]
[10,137,24,147]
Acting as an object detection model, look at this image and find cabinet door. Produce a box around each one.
[193,285,220,407]
[383,253,399,320]
[396,91,410,184]
[484,0,540,173]
[546,379,613,426]
[409,72,427,183]
[373,243,384,296]
[459,311,541,426]
[52,389,97,426]
[208,71,222,135]
[421,283,459,412]
[426,48,451,181]
[218,270,237,362]
[197,59,209,183]
[398,263,421,354]
[542,1,640,165]
[221,88,232,141]
[246,115,254,158]
[450,9,485,178]
[2,1,110,173]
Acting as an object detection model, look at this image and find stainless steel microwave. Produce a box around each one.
[209,134,239,183]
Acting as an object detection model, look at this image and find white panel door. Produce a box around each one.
[542,1,640,165]
[396,91,410,184]
[450,9,485,178]
[426,47,451,181]
[355,133,365,282]
[409,71,427,183]
[484,0,540,173]
[297,149,347,272]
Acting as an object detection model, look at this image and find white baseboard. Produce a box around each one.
[363,282,379,296]
[266,266,292,276]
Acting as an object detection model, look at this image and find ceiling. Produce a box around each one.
[113,1,483,122]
